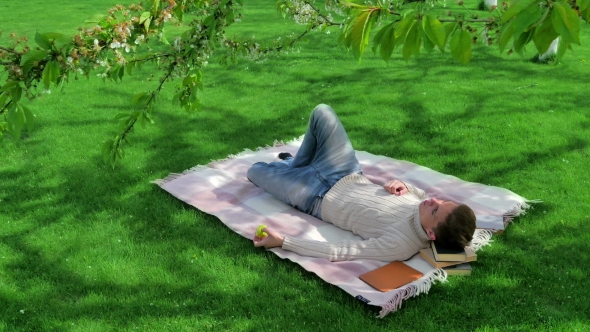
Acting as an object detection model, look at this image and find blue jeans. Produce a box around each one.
[247,104,362,219]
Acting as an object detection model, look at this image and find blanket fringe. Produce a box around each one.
[468,229,494,252]
[377,268,448,318]
[503,199,542,227]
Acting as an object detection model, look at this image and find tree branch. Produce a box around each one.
[438,18,494,23]
[0,46,22,55]
[303,1,342,26]
[116,63,176,149]
[129,53,172,63]
[0,100,12,116]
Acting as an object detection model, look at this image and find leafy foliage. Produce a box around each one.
[1,0,589,166]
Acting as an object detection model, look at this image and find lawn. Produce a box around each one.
[1,0,589,331]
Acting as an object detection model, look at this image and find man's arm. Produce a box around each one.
[254,227,415,262]
[281,235,413,262]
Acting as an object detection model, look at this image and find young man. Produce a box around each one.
[247,104,476,262]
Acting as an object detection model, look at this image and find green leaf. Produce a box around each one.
[101,139,113,161]
[86,14,107,23]
[6,103,25,140]
[226,10,235,25]
[182,74,195,86]
[512,3,544,37]
[144,112,154,124]
[514,29,534,55]
[444,22,458,47]
[208,20,217,40]
[350,10,375,60]
[577,0,590,11]
[499,20,515,53]
[137,111,147,129]
[402,20,420,61]
[341,12,357,49]
[372,22,389,54]
[422,29,435,53]
[42,62,51,89]
[394,14,416,46]
[11,84,22,103]
[203,14,215,27]
[1,81,19,93]
[115,112,130,120]
[422,14,446,51]
[139,11,151,24]
[21,104,35,133]
[551,2,581,45]
[533,17,559,54]
[144,17,152,34]
[450,29,472,64]
[133,92,148,105]
[53,34,71,52]
[35,32,52,50]
[377,22,396,62]
[0,92,7,107]
[160,29,170,45]
[556,37,568,60]
[501,0,538,24]
[126,63,134,76]
[51,60,60,85]
[44,32,64,40]
[118,66,125,81]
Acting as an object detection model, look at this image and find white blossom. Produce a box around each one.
[134,35,145,45]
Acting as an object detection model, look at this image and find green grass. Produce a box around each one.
[1,0,590,331]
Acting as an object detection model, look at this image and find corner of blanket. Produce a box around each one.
[376,268,448,318]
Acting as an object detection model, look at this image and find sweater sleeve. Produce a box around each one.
[403,182,428,200]
[281,235,415,262]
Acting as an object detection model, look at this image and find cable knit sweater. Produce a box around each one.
[282,174,432,262]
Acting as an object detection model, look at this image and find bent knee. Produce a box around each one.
[311,104,337,123]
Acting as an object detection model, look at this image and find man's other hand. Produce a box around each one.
[253,227,285,249]
[384,180,409,196]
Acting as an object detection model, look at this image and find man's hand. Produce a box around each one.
[384,180,409,196]
[253,227,285,249]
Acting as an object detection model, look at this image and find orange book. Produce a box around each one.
[359,261,423,292]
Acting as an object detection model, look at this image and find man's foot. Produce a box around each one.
[278,152,293,160]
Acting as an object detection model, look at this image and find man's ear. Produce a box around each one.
[426,229,436,241]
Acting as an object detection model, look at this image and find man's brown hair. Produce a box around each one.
[433,204,476,250]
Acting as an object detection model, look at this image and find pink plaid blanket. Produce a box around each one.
[154,137,534,317]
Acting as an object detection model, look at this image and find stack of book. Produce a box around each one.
[419,242,477,276]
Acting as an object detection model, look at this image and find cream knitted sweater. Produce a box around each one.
[282,174,432,262]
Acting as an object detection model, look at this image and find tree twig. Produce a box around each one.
[0,100,12,116]
[0,46,22,55]
[116,63,176,149]
[303,0,342,26]
[438,18,494,23]
[514,83,537,91]
[129,53,172,63]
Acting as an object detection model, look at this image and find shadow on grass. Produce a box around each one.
[1,45,589,331]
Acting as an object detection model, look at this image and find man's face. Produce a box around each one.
[419,198,459,232]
